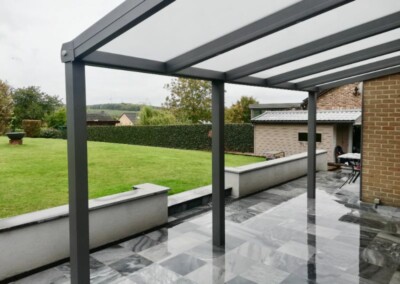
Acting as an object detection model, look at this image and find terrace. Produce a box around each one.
[3,0,400,282]
[13,171,400,283]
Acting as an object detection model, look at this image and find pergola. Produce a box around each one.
[61,0,400,282]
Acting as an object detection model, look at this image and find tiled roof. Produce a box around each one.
[87,112,117,122]
[121,112,138,122]
[252,109,362,123]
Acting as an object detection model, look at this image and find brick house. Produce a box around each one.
[253,109,361,162]
[117,112,138,126]
[252,83,363,162]
[361,73,400,207]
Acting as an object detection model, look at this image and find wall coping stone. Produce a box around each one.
[225,150,327,174]
[0,183,169,233]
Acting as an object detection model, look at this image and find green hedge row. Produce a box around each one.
[87,124,253,153]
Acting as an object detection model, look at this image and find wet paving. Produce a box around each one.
[13,171,400,284]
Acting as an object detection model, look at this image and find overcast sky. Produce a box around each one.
[0,0,307,107]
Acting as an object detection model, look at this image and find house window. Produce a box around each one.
[298,132,322,142]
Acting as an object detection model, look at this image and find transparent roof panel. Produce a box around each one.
[195,0,400,72]
[290,51,400,83]
[252,28,400,79]
[99,0,301,61]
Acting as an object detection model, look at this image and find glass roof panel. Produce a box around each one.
[252,28,400,79]
[289,51,400,83]
[99,0,300,61]
[195,0,400,72]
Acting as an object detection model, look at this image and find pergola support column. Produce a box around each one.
[307,91,317,199]
[212,80,225,247]
[65,61,90,283]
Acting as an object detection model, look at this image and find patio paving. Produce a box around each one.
[12,171,400,284]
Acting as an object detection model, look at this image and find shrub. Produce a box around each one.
[22,120,42,137]
[87,124,253,153]
[39,128,62,139]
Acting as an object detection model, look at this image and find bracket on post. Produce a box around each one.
[61,41,75,63]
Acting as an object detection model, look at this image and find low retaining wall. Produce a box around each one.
[225,150,328,198]
[0,183,169,281]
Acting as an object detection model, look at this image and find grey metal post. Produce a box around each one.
[212,80,225,247]
[308,91,317,199]
[65,61,90,283]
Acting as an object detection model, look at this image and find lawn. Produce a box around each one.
[0,137,263,218]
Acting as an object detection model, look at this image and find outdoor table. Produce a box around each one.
[338,153,361,187]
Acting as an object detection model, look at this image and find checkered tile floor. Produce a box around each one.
[13,172,400,284]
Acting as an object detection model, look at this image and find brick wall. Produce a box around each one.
[317,83,361,110]
[362,73,400,207]
[254,124,335,162]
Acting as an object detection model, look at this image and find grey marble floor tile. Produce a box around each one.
[13,268,69,284]
[109,254,152,276]
[266,251,308,274]
[146,228,180,243]
[346,259,397,284]
[226,209,259,223]
[173,277,197,284]
[291,262,344,284]
[276,240,316,261]
[213,251,257,276]
[138,243,174,263]
[280,274,315,284]
[234,241,274,263]
[128,264,180,284]
[248,201,276,213]
[185,263,234,284]
[160,253,206,276]
[92,244,134,265]
[390,271,400,284]
[169,221,199,234]
[187,241,226,261]
[226,275,257,284]
[119,235,160,253]
[241,263,289,284]
[90,266,125,284]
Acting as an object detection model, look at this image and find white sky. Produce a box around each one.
[0,0,307,107]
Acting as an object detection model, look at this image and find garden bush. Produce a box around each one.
[87,124,253,153]
[22,120,41,137]
[39,128,62,139]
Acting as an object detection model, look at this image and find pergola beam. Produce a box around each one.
[297,55,400,90]
[61,0,175,62]
[165,0,352,73]
[82,51,273,88]
[268,39,400,86]
[226,12,400,81]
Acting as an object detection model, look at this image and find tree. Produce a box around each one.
[45,107,66,128]
[0,80,14,134]
[138,106,178,125]
[164,78,211,123]
[12,86,63,127]
[226,96,259,123]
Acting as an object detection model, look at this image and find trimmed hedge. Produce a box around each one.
[87,124,253,153]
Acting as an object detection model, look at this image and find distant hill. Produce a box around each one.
[87,103,160,119]
[88,103,143,111]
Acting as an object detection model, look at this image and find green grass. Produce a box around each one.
[0,137,263,218]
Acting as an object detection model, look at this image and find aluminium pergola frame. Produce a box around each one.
[61,0,400,282]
